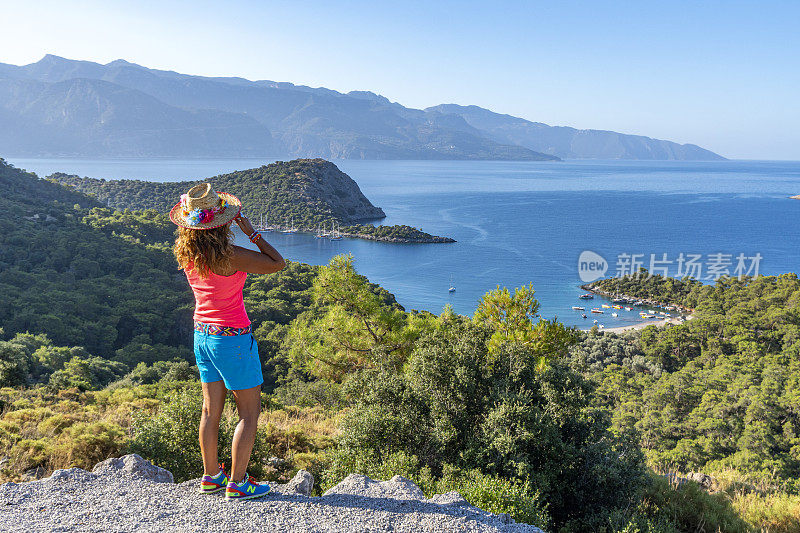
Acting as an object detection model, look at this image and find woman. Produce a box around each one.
[170,183,285,500]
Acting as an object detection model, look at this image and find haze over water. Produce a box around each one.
[11,158,800,329]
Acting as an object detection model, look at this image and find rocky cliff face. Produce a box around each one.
[289,159,385,222]
[0,455,545,532]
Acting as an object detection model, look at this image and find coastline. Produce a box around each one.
[598,315,693,333]
[578,282,695,333]
[340,231,456,244]
[268,226,456,244]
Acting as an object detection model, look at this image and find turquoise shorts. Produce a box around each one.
[193,330,264,391]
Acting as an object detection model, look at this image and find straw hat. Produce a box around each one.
[169,183,242,230]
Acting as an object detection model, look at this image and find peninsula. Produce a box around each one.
[51,159,455,244]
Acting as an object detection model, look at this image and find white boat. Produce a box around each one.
[448,275,456,293]
[329,222,343,240]
[281,217,297,233]
[572,306,585,310]
[611,312,618,317]
[625,306,633,311]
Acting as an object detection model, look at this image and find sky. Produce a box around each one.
[1,0,798,160]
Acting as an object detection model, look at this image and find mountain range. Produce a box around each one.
[0,55,724,160]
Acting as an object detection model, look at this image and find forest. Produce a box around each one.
[1,158,798,531]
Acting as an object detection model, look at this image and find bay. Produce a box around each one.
[10,157,800,329]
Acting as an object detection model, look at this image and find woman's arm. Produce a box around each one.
[231,215,286,274]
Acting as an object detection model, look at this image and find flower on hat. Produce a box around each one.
[177,193,230,227]
[186,209,203,226]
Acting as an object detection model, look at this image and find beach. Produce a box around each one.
[598,315,692,333]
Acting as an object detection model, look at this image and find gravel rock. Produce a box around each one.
[427,491,471,507]
[275,469,314,496]
[0,458,545,532]
[323,474,425,501]
[268,456,287,467]
[687,472,714,489]
[21,466,46,481]
[47,468,98,483]
[92,454,174,483]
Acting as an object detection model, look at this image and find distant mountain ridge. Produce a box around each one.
[0,55,724,160]
[426,104,723,160]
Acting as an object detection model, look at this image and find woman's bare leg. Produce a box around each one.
[199,380,227,476]
[230,385,262,483]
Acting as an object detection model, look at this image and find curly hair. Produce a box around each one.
[173,223,234,279]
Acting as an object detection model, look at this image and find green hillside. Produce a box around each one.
[0,158,192,359]
[574,273,800,492]
[51,159,455,243]
[0,158,326,385]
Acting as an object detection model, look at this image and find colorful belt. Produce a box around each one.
[194,321,252,336]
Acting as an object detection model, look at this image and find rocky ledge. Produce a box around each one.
[0,454,544,532]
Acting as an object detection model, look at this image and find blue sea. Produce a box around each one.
[10,158,800,329]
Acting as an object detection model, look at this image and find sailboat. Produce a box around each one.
[329,221,342,240]
[448,275,456,293]
[282,217,297,234]
[314,224,325,238]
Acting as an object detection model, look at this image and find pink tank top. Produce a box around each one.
[184,261,250,328]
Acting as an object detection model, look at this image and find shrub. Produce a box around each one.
[435,466,549,529]
[270,378,343,408]
[639,475,749,533]
[129,387,211,481]
[334,324,648,529]
[319,449,436,496]
[733,491,800,533]
[54,421,127,470]
[128,386,274,482]
[47,356,128,391]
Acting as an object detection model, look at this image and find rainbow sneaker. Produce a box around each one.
[199,464,228,494]
[225,473,272,501]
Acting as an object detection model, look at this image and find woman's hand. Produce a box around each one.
[234,214,255,236]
